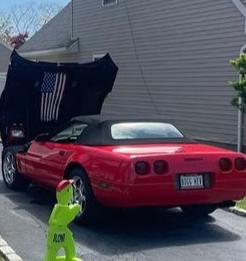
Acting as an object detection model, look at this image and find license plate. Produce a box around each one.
[179,174,204,190]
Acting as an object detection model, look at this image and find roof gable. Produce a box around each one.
[19,2,72,53]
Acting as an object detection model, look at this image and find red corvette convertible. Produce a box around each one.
[2,119,246,223]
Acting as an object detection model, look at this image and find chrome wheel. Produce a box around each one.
[3,152,16,185]
[72,176,86,216]
[69,168,99,224]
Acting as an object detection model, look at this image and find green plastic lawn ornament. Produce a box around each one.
[43,179,83,261]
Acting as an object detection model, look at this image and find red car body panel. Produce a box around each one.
[16,142,246,208]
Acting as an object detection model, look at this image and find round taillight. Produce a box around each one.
[153,160,169,174]
[135,161,150,175]
[235,157,246,171]
[219,158,232,172]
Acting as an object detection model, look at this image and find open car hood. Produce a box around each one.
[0,51,118,146]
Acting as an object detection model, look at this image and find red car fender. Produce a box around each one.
[63,148,131,194]
[64,152,91,178]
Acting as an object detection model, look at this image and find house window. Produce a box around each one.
[93,54,105,62]
[102,0,118,7]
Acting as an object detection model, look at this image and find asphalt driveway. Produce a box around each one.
[0,148,246,261]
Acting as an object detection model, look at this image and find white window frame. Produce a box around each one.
[93,54,106,62]
[102,0,118,7]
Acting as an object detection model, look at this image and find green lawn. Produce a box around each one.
[236,197,246,210]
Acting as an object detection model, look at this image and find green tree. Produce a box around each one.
[230,54,246,111]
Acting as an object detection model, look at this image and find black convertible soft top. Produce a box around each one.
[72,119,195,146]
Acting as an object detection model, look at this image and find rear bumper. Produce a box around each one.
[93,178,246,208]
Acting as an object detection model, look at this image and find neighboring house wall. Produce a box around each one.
[20,0,246,146]
[0,42,11,95]
[0,74,6,95]
[0,44,11,73]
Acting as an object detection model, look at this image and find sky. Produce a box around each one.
[0,0,70,13]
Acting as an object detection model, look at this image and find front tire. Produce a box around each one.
[181,204,216,217]
[68,168,99,224]
[2,146,29,190]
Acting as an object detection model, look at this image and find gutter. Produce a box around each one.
[20,38,79,59]
[20,47,69,58]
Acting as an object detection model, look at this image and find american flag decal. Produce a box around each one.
[40,72,67,122]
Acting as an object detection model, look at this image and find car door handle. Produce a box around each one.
[59,150,66,156]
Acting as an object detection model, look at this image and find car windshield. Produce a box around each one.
[111,122,184,140]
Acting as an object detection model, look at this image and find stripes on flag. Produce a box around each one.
[40,72,67,122]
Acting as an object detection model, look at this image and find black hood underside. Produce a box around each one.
[0,50,118,146]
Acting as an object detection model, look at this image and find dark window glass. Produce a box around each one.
[111,122,184,140]
[50,123,88,143]
[103,0,117,6]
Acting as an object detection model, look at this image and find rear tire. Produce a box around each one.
[2,146,29,190]
[68,168,100,224]
[181,204,216,217]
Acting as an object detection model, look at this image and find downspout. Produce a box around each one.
[71,0,74,39]
[238,44,246,152]
[237,97,243,152]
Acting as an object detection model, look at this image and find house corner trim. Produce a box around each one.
[232,0,246,34]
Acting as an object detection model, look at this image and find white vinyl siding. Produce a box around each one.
[38,0,246,146]
[73,0,246,145]
[0,44,11,73]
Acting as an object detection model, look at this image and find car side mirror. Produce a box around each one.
[35,133,50,142]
